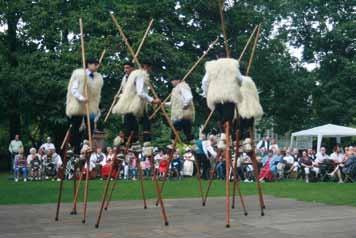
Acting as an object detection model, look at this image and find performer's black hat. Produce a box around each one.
[123,61,134,67]
[170,78,181,81]
[87,58,99,65]
[141,57,152,66]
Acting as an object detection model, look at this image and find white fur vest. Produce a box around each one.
[171,81,195,122]
[205,58,243,110]
[112,69,149,117]
[238,76,263,119]
[66,69,103,117]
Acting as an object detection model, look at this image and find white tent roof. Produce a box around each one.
[292,124,356,137]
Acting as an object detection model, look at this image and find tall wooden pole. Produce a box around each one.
[246,24,261,75]
[79,18,92,148]
[218,0,231,58]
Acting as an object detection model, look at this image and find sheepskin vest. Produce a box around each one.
[237,76,264,119]
[171,81,195,122]
[66,69,103,117]
[112,69,149,117]
[205,58,243,110]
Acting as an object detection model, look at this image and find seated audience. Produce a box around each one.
[27,147,42,180]
[14,148,28,182]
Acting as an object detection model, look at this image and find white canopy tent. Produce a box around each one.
[290,124,356,153]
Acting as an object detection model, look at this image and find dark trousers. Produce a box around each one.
[69,115,94,154]
[123,113,151,142]
[215,102,254,140]
[215,102,236,123]
[196,153,210,180]
[171,119,194,142]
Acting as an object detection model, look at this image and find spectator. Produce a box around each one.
[40,137,55,153]
[170,152,183,179]
[270,149,283,177]
[257,136,271,151]
[101,147,115,179]
[142,155,152,177]
[315,147,329,164]
[195,135,217,180]
[240,152,254,182]
[14,148,28,182]
[307,148,316,161]
[158,154,169,179]
[328,146,349,183]
[90,147,106,178]
[182,147,195,177]
[154,149,164,177]
[216,154,225,180]
[27,148,42,180]
[129,153,138,181]
[259,150,274,182]
[43,144,62,181]
[300,150,319,183]
[270,139,279,154]
[8,134,23,173]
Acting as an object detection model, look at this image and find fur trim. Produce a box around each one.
[205,58,243,110]
[112,69,149,117]
[66,69,103,117]
[171,81,195,122]
[237,76,263,119]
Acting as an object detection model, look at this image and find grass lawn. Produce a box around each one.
[0,173,355,206]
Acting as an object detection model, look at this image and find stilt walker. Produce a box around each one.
[63,17,104,222]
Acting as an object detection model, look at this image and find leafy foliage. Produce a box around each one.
[0,0,354,157]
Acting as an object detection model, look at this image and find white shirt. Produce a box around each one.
[330,152,344,163]
[202,140,217,159]
[40,143,55,152]
[315,152,329,163]
[120,74,128,90]
[9,139,23,154]
[27,154,41,165]
[136,73,153,103]
[201,74,209,98]
[70,69,95,101]
[90,152,107,166]
[283,155,294,165]
[44,153,62,169]
[166,82,193,107]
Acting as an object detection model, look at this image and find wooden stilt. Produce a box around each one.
[82,154,90,223]
[55,134,70,221]
[193,159,205,206]
[94,159,115,228]
[249,126,265,216]
[103,133,133,211]
[71,167,83,215]
[224,121,231,228]
[136,155,148,209]
[231,129,248,215]
[154,139,177,206]
[152,157,169,226]
[202,164,217,206]
[103,165,120,211]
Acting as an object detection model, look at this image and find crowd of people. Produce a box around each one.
[8,135,62,182]
[8,133,356,184]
